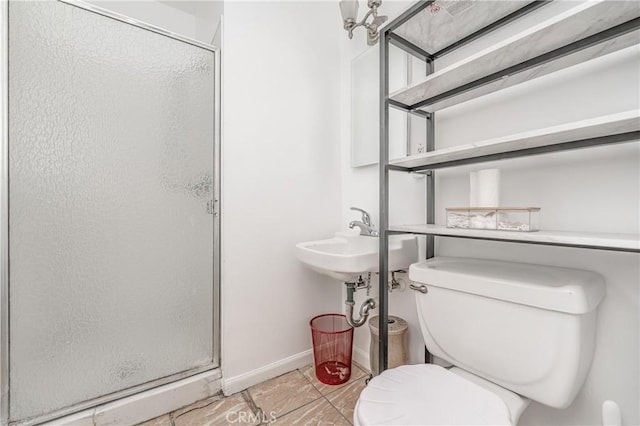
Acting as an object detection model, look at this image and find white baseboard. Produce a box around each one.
[41,369,222,426]
[353,346,371,372]
[223,349,313,395]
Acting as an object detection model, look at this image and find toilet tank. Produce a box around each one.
[409,257,605,409]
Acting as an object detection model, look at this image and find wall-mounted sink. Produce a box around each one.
[295,229,419,282]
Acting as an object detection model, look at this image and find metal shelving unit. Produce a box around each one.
[377,0,640,374]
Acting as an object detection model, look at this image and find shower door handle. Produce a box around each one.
[206,200,218,216]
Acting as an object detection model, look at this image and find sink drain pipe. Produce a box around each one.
[345,281,376,328]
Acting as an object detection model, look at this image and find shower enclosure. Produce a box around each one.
[1,1,221,423]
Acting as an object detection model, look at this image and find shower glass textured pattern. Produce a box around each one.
[8,1,216,421]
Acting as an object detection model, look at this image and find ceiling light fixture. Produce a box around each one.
[339,0,388,46]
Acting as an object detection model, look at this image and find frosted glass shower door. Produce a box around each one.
[8,1,217,421]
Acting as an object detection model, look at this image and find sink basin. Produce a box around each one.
[295,229,419,281]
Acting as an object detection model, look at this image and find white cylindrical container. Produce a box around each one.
[369,315,408,375]
[477,168,500,207]
[469,171,478,207]
[602,401,621,426]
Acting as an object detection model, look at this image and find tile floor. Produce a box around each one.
[138,362,370,426]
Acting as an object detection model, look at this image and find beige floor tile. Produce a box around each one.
[277,398,350,426]
[137,414,172,426]
[249,371,322,418]
[171,394,224,419]
[299,363,366,396]
[173,393,257,426]
[326,376,367,424]
[352,360,370,375]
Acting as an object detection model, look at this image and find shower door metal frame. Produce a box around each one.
[1,1,9,424]
[0,1,222,424]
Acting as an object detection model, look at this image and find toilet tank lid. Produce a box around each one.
[409,257,605,314]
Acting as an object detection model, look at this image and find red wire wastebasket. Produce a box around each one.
[309,314,354,385]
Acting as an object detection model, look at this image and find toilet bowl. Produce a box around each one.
[354,364,529,425]
[354,257,605,425]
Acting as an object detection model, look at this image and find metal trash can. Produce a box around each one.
[310,314,354,385]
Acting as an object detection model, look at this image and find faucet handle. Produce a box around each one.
[350,207,371,226]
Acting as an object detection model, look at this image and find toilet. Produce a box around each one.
[354,257,605,425]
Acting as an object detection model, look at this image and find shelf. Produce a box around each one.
[388,110,640,171]
[389,2,640,112]
[403,32,639,113]
[377,0,640,376]
[391,1,540,56]
[388,224,640,252]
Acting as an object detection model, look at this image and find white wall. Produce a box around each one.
[89,1,221,44]
[221,1,343,392]
[160,1,224,43]
[339,2,639,425]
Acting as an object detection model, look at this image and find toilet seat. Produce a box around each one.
[354,364,515,425]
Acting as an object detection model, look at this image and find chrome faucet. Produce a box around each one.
[349,207,379,237]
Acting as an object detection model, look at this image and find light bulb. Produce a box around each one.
[339,0,359,21]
